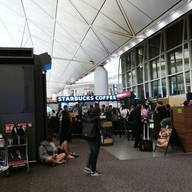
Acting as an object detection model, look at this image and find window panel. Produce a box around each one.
[120,12,192,100]
[184,44,189,71]
[122,74,126,88]
[127,54,131,70]
[166,20,183,50]
[161,56,166,77]
[189,13,192,39]
[131,51,135,69]
[149,33,161,59]
[151,80,162,98]
[185,72,191,92]
[132,69,136,85]
[121,55,126,72]
[144,62,148,81]
[169,74,184,95]
[151,81,158,98]
[132,87,136,97]
[167,47,182,75]
[138,85,144,99]
[162,78,167,97]
[127,72,131,87]
[150,58,160,79]
[145,83,149,98]
[136,45,144,66]
[137,66,143,84]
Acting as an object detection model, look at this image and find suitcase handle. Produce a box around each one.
[143,123,150,140]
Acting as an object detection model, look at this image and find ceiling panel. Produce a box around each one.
[0,0,188,97]
[101,0,132,33]
[128,0,181,18]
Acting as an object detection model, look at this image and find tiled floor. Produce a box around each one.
[101,134,181,160]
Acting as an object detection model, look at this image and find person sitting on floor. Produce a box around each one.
[50,133,79,158]
[38,136,65,166]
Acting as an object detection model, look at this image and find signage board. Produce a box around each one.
[116,91,135,99]
[57,95,117,103]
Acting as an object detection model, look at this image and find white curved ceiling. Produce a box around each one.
[0,0,189,97]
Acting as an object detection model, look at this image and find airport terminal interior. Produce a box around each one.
[1,1,192,192]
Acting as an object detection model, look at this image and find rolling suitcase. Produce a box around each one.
[140,123,153,152]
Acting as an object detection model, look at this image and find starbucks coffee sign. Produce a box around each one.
[57,95,117,102]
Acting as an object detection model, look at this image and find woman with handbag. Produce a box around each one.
[83,106,102,176]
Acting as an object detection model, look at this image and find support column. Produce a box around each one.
[94,66,108,107]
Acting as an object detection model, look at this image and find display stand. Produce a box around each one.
[0,146,9,175]
[100,120,113,145]
[5,136,30,176]
[154,127,173,155]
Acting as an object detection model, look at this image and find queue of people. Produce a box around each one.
[97,101,171,148]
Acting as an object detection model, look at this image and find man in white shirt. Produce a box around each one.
[120,105,129,120]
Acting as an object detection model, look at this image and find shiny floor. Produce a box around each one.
[101,134,183,160]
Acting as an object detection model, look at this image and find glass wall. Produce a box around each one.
[167,47,183,75]
[120,11,192,100]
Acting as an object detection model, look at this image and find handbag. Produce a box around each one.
[81,116,97,140]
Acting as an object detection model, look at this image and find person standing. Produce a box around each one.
[141,104,149,138]
[131,101,142,148]
[165,104,171,118]
[58,105,71,144]
[56,108,63,134]
[120,105,129,120]
[87,104,93,116]
[84,107,102,176]
[112,107,119,134]
[101,104,106,115]
[153,101,167,139]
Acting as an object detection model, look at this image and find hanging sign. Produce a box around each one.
[116,91,136,99]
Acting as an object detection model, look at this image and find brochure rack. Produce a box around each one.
[0,147,8,175]
[5,136,30,176]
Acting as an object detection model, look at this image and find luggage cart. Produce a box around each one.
[6,136,30,176]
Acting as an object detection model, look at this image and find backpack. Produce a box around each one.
[11,125,26,144]
[12,125,26,136]
[81,116,98,140]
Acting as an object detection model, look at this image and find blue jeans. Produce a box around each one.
[87,136,101,172]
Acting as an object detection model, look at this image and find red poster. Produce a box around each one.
[5,124,14,133]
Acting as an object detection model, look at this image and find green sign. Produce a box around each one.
[177,108,183,114]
